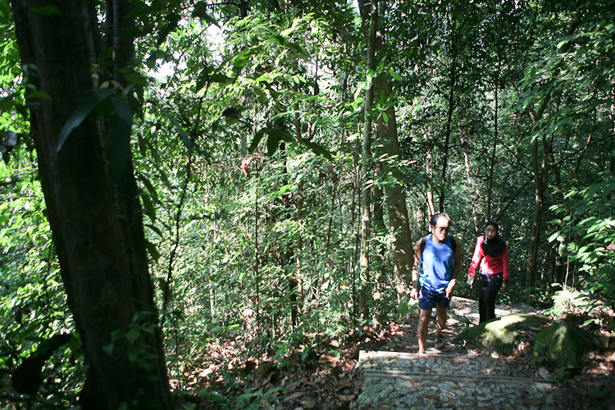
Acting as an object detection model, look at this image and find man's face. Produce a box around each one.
[432,216,450,243]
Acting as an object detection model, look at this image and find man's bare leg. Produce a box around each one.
[435,304,448,347]
[417,308,432,354]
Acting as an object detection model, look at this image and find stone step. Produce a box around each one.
[356,351,568,410]
[359,351,531,377]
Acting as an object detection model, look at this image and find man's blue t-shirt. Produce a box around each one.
[419,235,455,293]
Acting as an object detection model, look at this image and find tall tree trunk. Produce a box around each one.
[11,1,172,408]
[374,78,414,300]
[525,87,551,288]
[425,151,436,216]
[462,148,480,234]
[525,90,550,288]
[439,55,457,213]
[526,134,546,287]
[291,103,303,327]
[486,68,499,220]
[438,9,459,213]
[358,0,378,319]
[372,160,387,324]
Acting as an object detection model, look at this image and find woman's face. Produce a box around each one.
[485,225,498,240]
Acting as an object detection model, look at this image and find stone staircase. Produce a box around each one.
[356,351,566,409]
[354,298,569,409]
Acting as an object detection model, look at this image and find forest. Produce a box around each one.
[0,0,614,408]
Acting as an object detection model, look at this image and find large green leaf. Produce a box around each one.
[164,109,193,153]
[57,88,115,153]
[108,95,133,182]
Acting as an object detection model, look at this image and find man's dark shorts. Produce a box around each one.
[418,287,450,310]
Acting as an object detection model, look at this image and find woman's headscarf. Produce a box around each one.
[481,221,506,257]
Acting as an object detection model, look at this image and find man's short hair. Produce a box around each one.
[429,213,450,227]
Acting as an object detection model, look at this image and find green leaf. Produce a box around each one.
[267,132,279,156]
[236,390,263,401]
[126,327,140,343]
[195,67,211,92]
[199,390,228,403]
[137,134,147,157]
[29,6,60,16]
[26,91,52,100]
[299,139,333,160]
[57,88,115,153]
[145,240,160,262]
[0,0,11,19]
[209,73,233,85]
[164,110,193,152]
[103,342,114,356]
[248,128,266,153]
[141,194,156,223]
[388,70,402,81]
[145,223,163,239]
[252,84,268,104]
[108,95,133,182]
[137,174,159,202]
[146,50,166,69]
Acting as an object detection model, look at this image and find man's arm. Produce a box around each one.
[410,240,422,299]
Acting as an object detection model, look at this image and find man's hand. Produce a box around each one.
[502,281,508,292]
[410,288,418,300]
[445,279,456,298]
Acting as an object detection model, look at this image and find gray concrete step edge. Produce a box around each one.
[361,369,556,386]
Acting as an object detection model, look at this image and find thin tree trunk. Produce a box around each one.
[486,70,499,220]
[526,135,545,287]
[291,103,303,327]
[425,150,436,216]
[11,1,172,408]
[462,149,480,234]
[438,9,459,213]
[358,0,378,319]
[439,55,456,213]
[526,88,551,287]
[372,160,387,323]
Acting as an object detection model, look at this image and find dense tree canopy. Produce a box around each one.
[0,0,613,408]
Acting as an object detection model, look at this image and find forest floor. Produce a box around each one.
[183,298,615,410]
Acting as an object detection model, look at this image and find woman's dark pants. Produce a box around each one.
[477,272,503,324]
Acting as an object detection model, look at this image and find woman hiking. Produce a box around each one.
[467,221,509,324]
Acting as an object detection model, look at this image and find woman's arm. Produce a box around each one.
[467,236,483,276]
[502,246,510,281]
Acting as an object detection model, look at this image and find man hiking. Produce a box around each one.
[411,213,462,354]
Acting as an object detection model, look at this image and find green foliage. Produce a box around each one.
[549,176,615,307]
[0,157,80,407]
[545,287,594,317]
[2,0,615,406]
